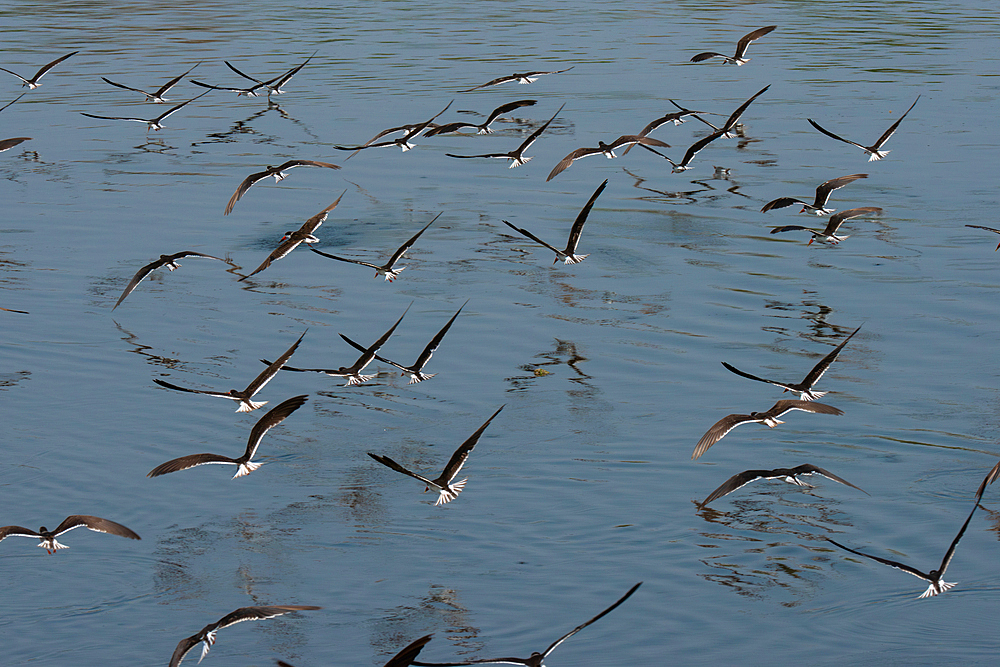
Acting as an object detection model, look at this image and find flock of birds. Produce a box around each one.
[2,23,999,666]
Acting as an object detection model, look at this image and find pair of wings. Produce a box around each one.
[690,26,776,63]
[0,50,77,86]
[459,67,573,93]
[446,103,564,164]
[770,207,883,239]
[113,250,229,310]
[81,91,209,127]
[692,400,844,460]
[101,61,200,101]
[761,173,868,213]
[225,159,341,215]
[309,212,440,275]
[808,95,920,159]
[701,463,868,506]
[0,515,140,542]
[425,99,537,136]
[503,179,607,261]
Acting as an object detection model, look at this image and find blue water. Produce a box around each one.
[2,1,999,665]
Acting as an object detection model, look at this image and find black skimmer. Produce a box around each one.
[277,634,433,667]
[503,179,607,264]
[148,394,308,479]
[826,499,979,599]
[0,515,140,554]
[701,464,868,506]
[546,135,670,181]
[239,192,345,282]
[168,605,321,667]
[411,582,641,666]
[425,100,537,136]
[369,405,503,505]
[190,76,277,97]
[0,93,25,112]
[769,206,883,244]
[309,212,440,282]
[339,300,467,384]
[722,324,862,401]
[0,51,77,89]
[690,26,776,65]
[620,101,708,155]
[333,101,453,153]
[445,103,563,168]
[112,250,230,310]
[152,330,306,412]
[0,137,31,152]
[100,62,200,103]
[460,67,574,92]
[81,91,210,131]
[692,400,844,460]
[808,95,920,161]
[224,160,341,216]
[686,84,771,139]
[223,53,315,96]
[965,225,1000,251]
[762,173,868,215]
[263,305,410,386]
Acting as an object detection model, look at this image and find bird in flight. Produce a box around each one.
[445,103,564,168]
[112,250,230,310]
[700,464,868,506]
[503,179,607,264]
[965,224,1000,251]
[546,135,670,181]
[692,400,844,460]
[309,212,440,281]
[690,26,776,65]
[808,95,920,161]
[425,99,537,136]
[770,206,883,245]
[81,91,210,132]
[460,67,573,92]
[100,62,200,103]
[224,159,341,215]
[0,515,140,554]
[762,173,868,215]
[0,51,77,89]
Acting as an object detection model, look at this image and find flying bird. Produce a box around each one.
[333,101,453,153]
[686,84,771,139]
[965,224,1000,251]
[762,173,868,215]
[808,95,920,161]
[690,26,777,65]
[340,300,467,384]
[503,179,607,264]
[168,605,321,667]
[152,330,306,412]
[692,400,844,460]
[621,101,708,154]
[147,395,308,479]
[445,103,564,168]
[0,137,31,152]
[546,135,670,181]
[770,206,883,244]
[411,582,642,666]
[263,305,410,386]
[309,212,440,281]
[425,99,537,136]
[100,62,200,103]
[239,192,345,282]
[369,405,504,505]
[224,159,341,215]
[722,325,862,401]
[112,250,230,310]
[460,67,574,92]
[701,464,868,506]
[826,499,979,599]
[222,52,315,96]
[0,51,77,89]
[0,515,140,554]
[277,634,433,667]
[81,91,210,131]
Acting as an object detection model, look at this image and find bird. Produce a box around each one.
[147,394,308,479]
[0,515,140,554]
[100,62,200,103]
[368,405,504,505]
[339,300,467,384]
[190,76,278,97]
[808,95,920,161]
[826,499,979,599]
[277,634,433,667]
[309,212,440,281]
[152,330,306,412]
[965,224,1000,251]
[761,173,868,215]
[81,91,210,131]
[239,192,345,282]
[445,103,564,168]
[621,101,708,154]
[659,130,725,172]
[333,101,453,152]
[721,325,862,401]
[769,206,883,244]
[692,400,844,460]
[503,179,607,264]
[0,51,78,89]
[0,137,31,152]
[168,605,321,667]
[546,135,671,182]
[411,581,642,666]
[690,26,777,65]
[685,84,771,139]
[460,67,574,92]
[425,99,537,136]
[112,250,230,310]
[222,52,315,96]
[262,305,410,386]
[701,464,868,506]
[224,160,341,215]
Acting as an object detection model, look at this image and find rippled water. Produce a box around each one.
[2,1,999,665]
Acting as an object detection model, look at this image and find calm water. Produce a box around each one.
[2,1,999,665]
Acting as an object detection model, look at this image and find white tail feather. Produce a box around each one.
[868,150,889,161]
[435,478,467,505]
[234,460,262,478]
[346,373,376,386]
[408,372,436,384]
[563,253,589,265]
[237,399,268,413]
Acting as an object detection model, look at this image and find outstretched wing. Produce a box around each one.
[540,581,643,658]
[51,515,141,540]
[438,405,504,484]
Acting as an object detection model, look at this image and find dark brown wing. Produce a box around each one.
[244,330,307,396]
[50,515,141,540]
[212,605,322,632]
[871,95,920,150]
[437,405,504,484]
[761,197,809,213]
[767,399,844,418]
[813,173,868,208]
[826,537,931,582]
[789,464,868,495]
[482,99,537,125]
[459,73,519,93]
[112,250,225,310]
[385,634,434,667]
[30,50,78,83]
[808,118,868,152]
[546,147,603,182]
[385,213,440,267]
[540,582,642,658]
[975,459,1000,502]
[690,51,727,63]
[309,248,381,270]
[242,394,309,461]
[721,84,770,132]
[692,413,758,460]
[147,453,240,477]
[503,220,562,256]
[0,136,30,152]
[0,525,42,541]
[702,469,783,505]
[799,324,861,388]
[822,207,882,236]
[564,179,608,255]
[733,26,777,59]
